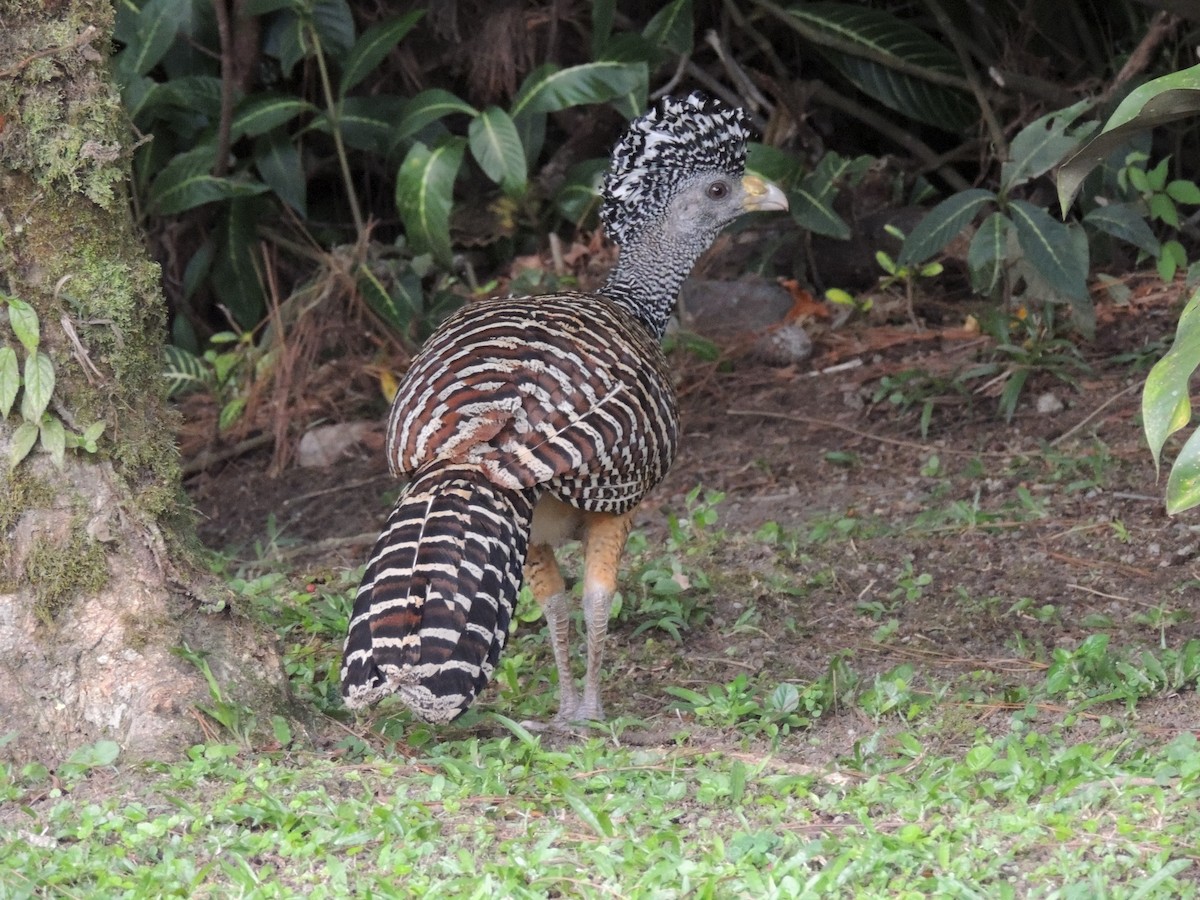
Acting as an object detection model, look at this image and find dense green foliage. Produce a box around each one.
[114,0,1200,503]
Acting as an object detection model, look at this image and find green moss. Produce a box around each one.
[0,7,125,209]
[0,469,55,534]
[25,523,109,625]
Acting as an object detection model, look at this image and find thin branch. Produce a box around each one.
[727,408,1014,457]
[211,0,235,178]
[0,25,98,78]
[1100,11,1182,104]
[1049,381,1140,447]
[808,81,972,191]
[922,0,1006,158]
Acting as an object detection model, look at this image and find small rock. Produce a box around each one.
[1036,392,1064,414]
[297,421,375,468]
[754,321,813,365]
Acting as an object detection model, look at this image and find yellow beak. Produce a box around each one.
[741,174,789,213]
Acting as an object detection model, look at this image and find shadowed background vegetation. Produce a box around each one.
[109,0,1200,470]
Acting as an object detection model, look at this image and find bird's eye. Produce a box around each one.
[707,181,729,199]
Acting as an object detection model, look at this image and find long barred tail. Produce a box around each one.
[341,462,535,723]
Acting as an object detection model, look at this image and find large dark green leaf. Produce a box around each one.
[469,107,527,194]
[396,138,467,267]
[556,158,607,225]
[643,0,693,56]
[1083,203,1160,256]
[787,152,872,239]
[746,144,806,189]
[510,61,647,118]
[308,0,355,62]
[591,0,616,56]
[149,146,270,216]
[211,200,267,327]
[966,212,1010,296]
[1058,64,1200,214]
[999,100,1095,195]
[358,264,422,333]
[392,90,477,148]
[265,0,353,76]
[254,132,306,216]
[231,94,315,139]
[1008,199,1089,300]
[311,95,407,155]
[339,11,424,97]
[242,0,297,14]
[160,75,223,120]
[898,189,995,266]
[116,0,191,77]
[786,2,974,132]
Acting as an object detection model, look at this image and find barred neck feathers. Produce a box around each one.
[599,92,753,339]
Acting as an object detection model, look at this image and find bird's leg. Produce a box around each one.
[575,510,635,722]
[526,541,579,721]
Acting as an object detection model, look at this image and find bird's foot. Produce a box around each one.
[519,697,604,734]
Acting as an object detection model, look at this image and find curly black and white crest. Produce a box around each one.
[601,92,753,245]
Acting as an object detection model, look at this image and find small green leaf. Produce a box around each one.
[1147,157,1170,192]
[20,351,54,424]
[468,106,527,194]
[1127,166,1151,194]
[898,189,995,267]
[83,421,106,444]
[395,137,467,267]
[339,11,424,96]
[40,416,66,468]
[64,739,121,770]
[0,346,18,418]
[6,296,40,352]
[562,787,614,838]
[10,421,38,468]
[1167,179,1200,205]
[1149,193,1180,228]
[219,396,247,431]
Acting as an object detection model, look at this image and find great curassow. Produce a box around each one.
[341,93,788,724]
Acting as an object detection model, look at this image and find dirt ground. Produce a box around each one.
[185,273,1200,756]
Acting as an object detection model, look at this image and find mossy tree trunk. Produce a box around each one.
[0,0,286,763]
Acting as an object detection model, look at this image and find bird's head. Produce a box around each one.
[600,92,788,249]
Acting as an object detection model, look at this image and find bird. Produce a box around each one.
[341,92,788,725]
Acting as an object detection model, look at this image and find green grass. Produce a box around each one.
[3,707,1197,897]
[3,482,1200,898]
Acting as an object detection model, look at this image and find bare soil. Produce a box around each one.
[186,275,1200,757]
